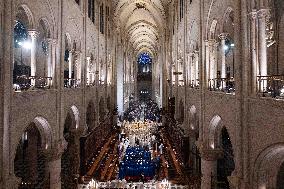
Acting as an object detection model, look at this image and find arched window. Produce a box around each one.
[180,0,184,21]
[100,4,104,34]
[14,20,28,48]
[138,52,152,73]
[88,0,95,23]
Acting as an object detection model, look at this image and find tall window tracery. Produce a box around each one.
[88,0,95,23]
[100,4,104,34]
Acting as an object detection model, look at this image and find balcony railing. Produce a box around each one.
[13,76,52,92]
[257,75,284,98]
[208,78,235,94]
[189,79,200,89]
[64,78,81,88]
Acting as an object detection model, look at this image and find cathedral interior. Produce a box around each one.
[0,0,284,188]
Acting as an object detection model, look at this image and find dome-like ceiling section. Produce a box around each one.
[113,0,168,57]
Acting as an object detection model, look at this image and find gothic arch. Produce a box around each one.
[16,4,35,29]
[188,20,199,50]
[221,7,234,33]
[13,116,52,187]
[38,17,51,38]
[208,115,224,149]
[253,143,284,189]
[208,115,236,188]
[71,105,80,129]
[209,19,218,40]
[61,105,81,189]
[65,33,72,50]
[13,116,52,160]
[188,105,197,131]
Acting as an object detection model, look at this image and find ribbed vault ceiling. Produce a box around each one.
[113,0,168,58]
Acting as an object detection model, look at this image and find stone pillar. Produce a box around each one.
[46,139,67,189]
[48,158,61,189]
[194,50,199,86]
[86,57,91,85]
[258,9,270,91]
[68,50,73,86]
[46,38,53,87]
[250,10,258,95]
[28,30,39,86]
[219,33,228,79]
[74,51,82,86]
[197,140,223,189]
[208,40,218,88]
[205,40,210,88]
[212,40,218,79]
[201,158,216,189]
[190,53,195,87]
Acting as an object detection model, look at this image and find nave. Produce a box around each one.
[80,100,196,189]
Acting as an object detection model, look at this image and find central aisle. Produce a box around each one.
[118,120,162,182]
[82,99,189,189]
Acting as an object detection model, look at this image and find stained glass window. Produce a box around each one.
[138,52,152,65]
[14,21,28,48]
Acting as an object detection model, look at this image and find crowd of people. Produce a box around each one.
[123,99,161,122]
[118,147,160,181]
[144,99,161,122]
[117,99,164,182]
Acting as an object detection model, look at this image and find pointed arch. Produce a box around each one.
[208,115,223,149]
[253,143,284,189]
[16,4,35,29]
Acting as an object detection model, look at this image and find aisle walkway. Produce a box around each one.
[82,128,187,184]
[83,99,185,184]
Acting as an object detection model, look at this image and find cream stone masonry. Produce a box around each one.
[1,0,284,189]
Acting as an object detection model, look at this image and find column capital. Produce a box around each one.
[196,140,223,161]
[257,9,270,19]
[207,39,218,46]
[218,33,229,40]
[200,148,223,161]
[249,9,258,20]
[46,38,57,45]
[28,30,39,38]
[46,139,67,161]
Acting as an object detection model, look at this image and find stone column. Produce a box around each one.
[219,33,228,78]
[51,39,57,87]
[208,40,218,88]
[46,38,53,87]
[197,140,223,189]
[250,10,258,95]
[212,40,218,79]
[68,50,73,86]
[190,53,195,87]
[28,30,39,86]
[74,51,82,86]
[205,40,210,88]
[258,9,270,91]
[194,50,199,86]
[201,158,216,189]
[46,139,67,189]
[86,57,91,85]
